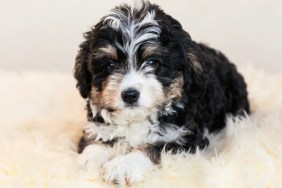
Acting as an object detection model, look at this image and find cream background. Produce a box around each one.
[0,0,282,72]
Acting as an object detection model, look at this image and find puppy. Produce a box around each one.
[74,1,250,185]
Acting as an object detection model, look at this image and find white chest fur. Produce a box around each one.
[84,119,190,148]
[84,120,151,147]
[85,104,190,148]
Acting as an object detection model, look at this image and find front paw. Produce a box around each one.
[77,144,111,175]
[103,151,154,185]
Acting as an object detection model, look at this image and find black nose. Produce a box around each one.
[121,89,140,104]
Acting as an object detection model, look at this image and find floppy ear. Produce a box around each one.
[74,36,92,99]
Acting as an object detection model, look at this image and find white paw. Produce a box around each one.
[103,151,154,185]
[77,144,111,175]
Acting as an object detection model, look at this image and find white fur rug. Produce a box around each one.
[0,66,282,187]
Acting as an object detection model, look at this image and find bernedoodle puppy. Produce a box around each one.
[74,1,250,185]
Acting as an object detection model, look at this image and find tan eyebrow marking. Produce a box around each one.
[141,44,165,59]
[94,45,118,60]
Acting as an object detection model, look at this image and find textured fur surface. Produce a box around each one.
[74,2,250,184]
[0,66,281,187]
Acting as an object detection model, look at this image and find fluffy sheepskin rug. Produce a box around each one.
[0,65,282,188]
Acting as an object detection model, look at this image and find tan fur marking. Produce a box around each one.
[187,52,202,73]
[142,44,164,59]
[100,73,124,109]
[94,45,118,60]
[166,77,184,101]
[90,87,102,106]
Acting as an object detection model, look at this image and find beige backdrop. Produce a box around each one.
[1,0,281,72]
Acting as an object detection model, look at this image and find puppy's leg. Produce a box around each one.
[103,150,154,185]
[77,122,116,174]
[78,143,112,175]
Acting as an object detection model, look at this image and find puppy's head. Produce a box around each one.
[74,1,201,123]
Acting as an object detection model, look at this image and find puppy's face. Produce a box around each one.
[75,2,197,122]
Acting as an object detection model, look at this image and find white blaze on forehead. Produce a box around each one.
[128,0,150,12]
[120,70,144,90]
[120,69,162,92]
[104,4,161,66]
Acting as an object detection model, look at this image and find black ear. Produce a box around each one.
[74,36,92,99]
[158,11,191,45]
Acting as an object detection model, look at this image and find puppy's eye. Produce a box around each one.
[107,62,117,72]
[144,59,158,68]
